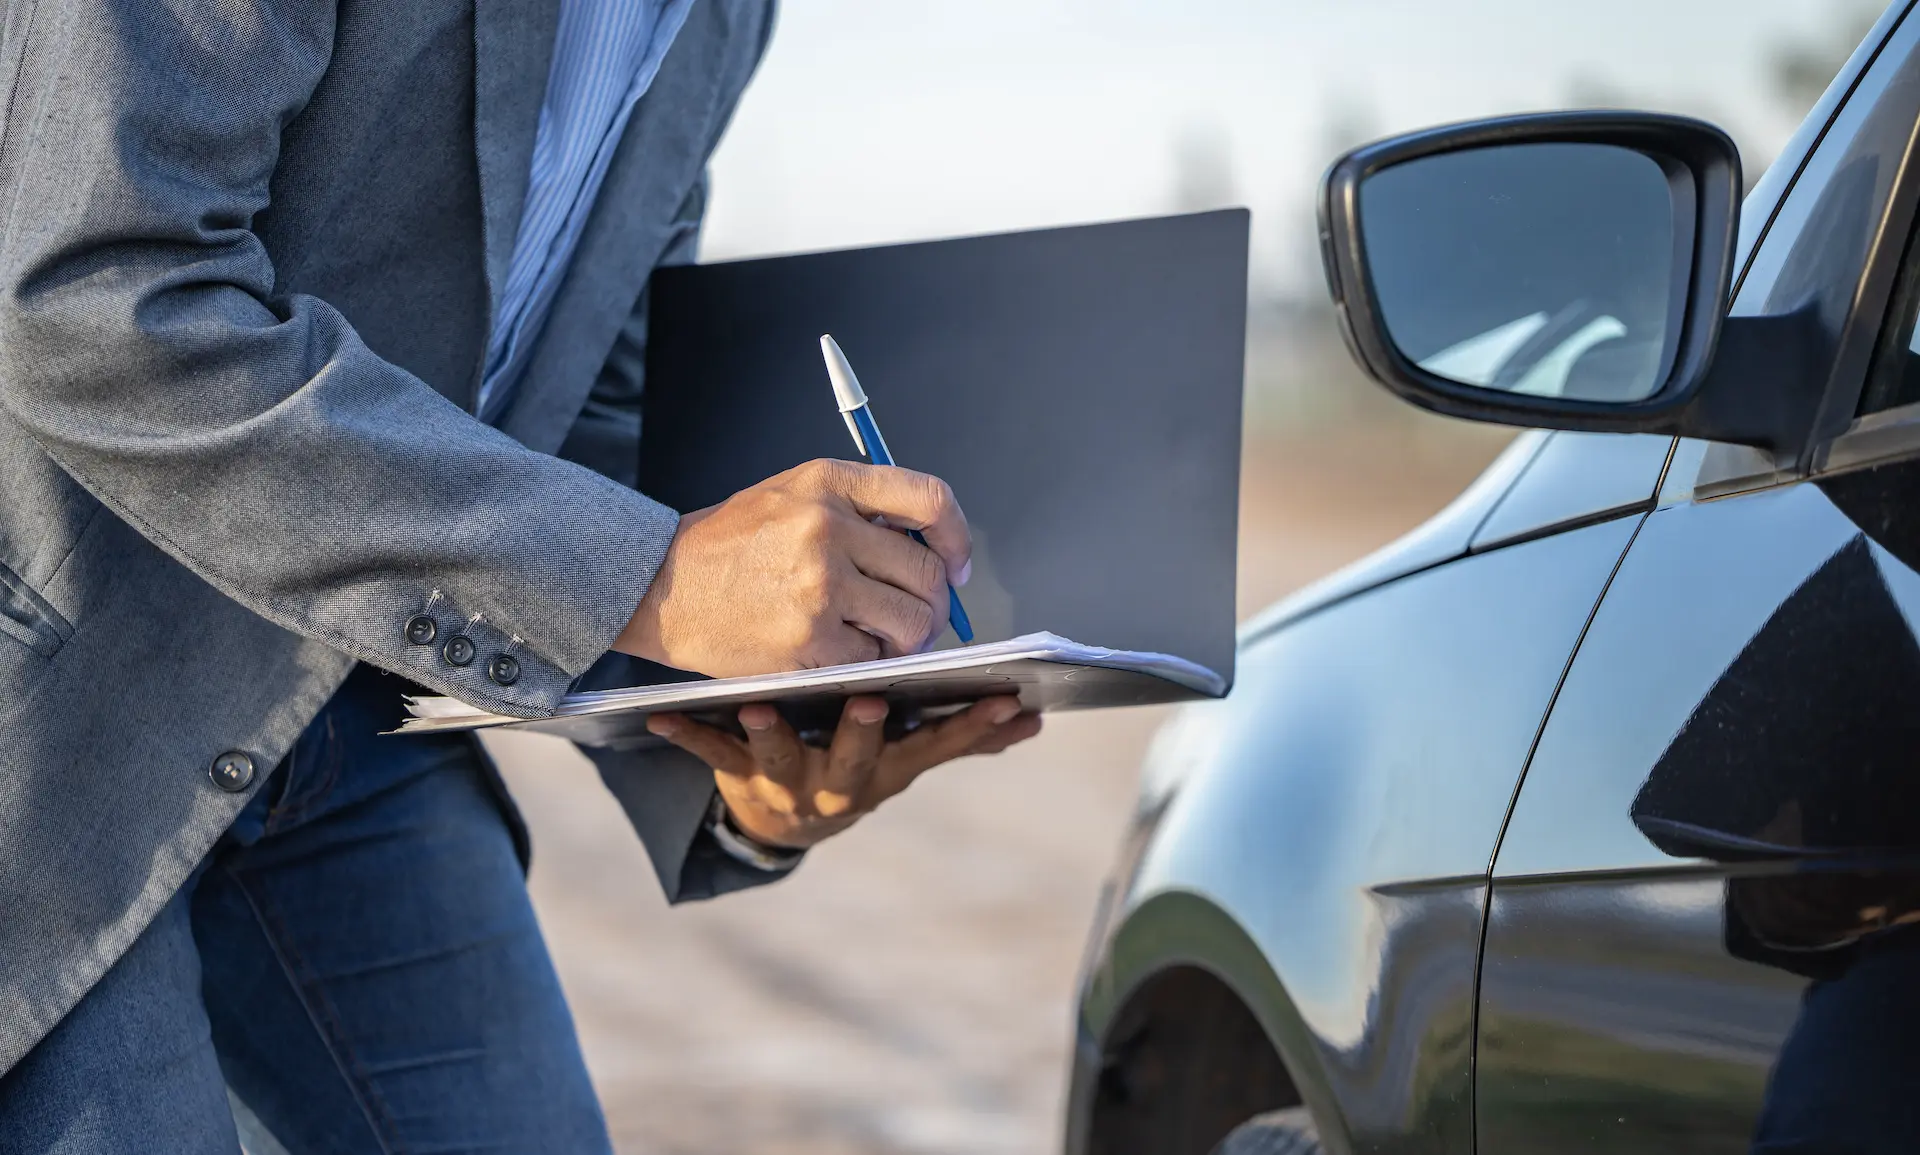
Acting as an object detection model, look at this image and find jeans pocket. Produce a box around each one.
[267,711,343,833]
[0,558,71,659]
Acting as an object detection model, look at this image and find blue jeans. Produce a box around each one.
[0,666,612,1154]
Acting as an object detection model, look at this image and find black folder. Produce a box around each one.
[402,210,1249,744]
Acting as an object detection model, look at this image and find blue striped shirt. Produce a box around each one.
[477,0,697,423]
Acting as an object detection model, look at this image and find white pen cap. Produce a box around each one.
[820,334,869,412]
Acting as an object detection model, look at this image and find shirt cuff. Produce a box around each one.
[703,793,805,874]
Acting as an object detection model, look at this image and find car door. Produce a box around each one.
[1476,6,1920,1153]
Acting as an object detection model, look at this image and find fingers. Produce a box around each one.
[646,713,753,776]
[866,696,1026,802]
[838,569,940,656]
[818,697,888,816]
[810,460,972,588]
[968,711,1043,755]
[800,622,883,669]
[844,517,948,623]
[834,514,951,654]
[738,704,808,803]
[668,694,1037,850]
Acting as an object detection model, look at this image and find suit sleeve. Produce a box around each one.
[0,0,680,717]
[561,169,804,902]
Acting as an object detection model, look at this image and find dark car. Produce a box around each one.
[1063,4,1920,1154]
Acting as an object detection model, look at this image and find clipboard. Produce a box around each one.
[403,210,1250,744]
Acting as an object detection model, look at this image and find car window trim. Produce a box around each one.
[1811,122,1920,474]
[1819,396,1920,476]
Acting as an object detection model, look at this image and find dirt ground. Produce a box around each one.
[487,428,1506,1154]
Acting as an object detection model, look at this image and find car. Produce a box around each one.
[1061,4,1920,1154]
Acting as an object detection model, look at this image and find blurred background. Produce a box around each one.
[488,2,1882,1151]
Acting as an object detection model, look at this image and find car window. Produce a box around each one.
[1858,220,1920,414]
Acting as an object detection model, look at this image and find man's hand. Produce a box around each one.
[614,459,970,678]
[646,696,1042,850]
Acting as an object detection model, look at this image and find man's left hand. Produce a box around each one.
[645,696,1042,850]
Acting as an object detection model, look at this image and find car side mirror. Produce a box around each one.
[1320,112,1821,451]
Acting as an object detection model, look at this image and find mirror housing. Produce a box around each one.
[1320,111,1821,451]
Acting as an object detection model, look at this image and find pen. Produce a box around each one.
[819,334,975,645]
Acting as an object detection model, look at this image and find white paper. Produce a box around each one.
[395,632,1224,737]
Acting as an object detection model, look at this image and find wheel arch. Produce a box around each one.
[1066,891,1353,1155]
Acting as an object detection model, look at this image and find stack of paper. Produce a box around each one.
[396,632,1225,747]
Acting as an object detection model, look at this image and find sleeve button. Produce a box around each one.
[404,615,437,645]
[487,654,521,686]
[442,635,476,667]
[209,751,256,793]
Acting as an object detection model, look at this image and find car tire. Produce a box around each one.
[1209,1106,1323,1155]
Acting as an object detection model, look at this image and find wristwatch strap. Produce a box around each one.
[704,793,805,874]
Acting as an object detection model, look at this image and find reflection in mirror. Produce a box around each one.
[1359,142,1683,403]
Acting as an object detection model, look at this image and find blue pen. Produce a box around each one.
[819,334,974,644]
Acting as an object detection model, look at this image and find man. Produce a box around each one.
[0,0,1040,1150]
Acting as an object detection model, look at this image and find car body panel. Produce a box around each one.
[1481,461,1920,1154]
[1468,432,1670,551]
[1475,3,1920,1149]
[1072,515,1642,1155]
[1236,430,1548,646]
[1237,425,1674,650]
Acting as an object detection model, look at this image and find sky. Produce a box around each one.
[699,0,1871,291]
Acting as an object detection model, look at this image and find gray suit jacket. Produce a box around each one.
[0,0,779,1074]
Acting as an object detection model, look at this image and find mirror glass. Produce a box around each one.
[1358,142,1681,403]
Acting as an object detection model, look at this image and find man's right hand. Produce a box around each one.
[612,459,972,678]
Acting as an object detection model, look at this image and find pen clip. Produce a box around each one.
[840,410,867,456]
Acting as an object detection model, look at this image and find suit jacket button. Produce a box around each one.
[209,751,256,793]
[405,615,437,645]
[487,654,520,686]
[443,635,476,667]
